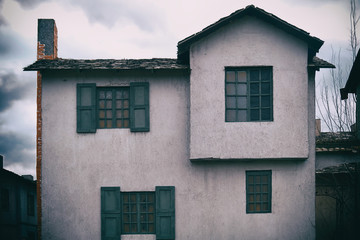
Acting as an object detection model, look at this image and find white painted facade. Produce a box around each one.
[34,7,325,240]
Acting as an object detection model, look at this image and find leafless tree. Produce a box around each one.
[316,0,359,132]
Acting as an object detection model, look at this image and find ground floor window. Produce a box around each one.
[246,170,272,213]
[101,186,175,239]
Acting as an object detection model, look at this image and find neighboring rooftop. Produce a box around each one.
[24,58,189,71]
[316,162,360,174]
[316,132,360,153]
[341,49,360,99]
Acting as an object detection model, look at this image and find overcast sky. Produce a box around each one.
[0,0,358,178]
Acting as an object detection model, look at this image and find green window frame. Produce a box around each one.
[101,186,175,240]
[246,170,272,214]
[97,87,130,129]
[122,192,155,234]
[77,82,149,133]
[225,67,273,122]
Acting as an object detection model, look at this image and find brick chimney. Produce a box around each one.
[37,19,58,60]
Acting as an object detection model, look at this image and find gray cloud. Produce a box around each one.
[14,0,51,10]
[0,131,35,169]
[0,70,35,112]
[64,0,164,32]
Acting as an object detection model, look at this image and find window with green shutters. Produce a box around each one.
[225,67,273,122]
[246,170,272,214]
[101,186,175,240]
[77,82,149,133]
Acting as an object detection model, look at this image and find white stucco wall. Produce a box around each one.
[40,16,317,240]
[41,68,316,240]
[189,16,309,160]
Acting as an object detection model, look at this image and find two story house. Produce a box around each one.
[24,5,333,240]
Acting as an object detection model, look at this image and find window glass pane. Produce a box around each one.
[256,194,261,201]
[262,185,268,192]
[116,111,122,118]
[148,204,154,213]
[256,204,261,211]
[149,224,154,232]
[106,110,112,118]
[99,110,105,118]
[255,176,261,183]
[249,204,255,211]
[263,203,269,211]
[116,120,122,128]
[99,120,105,128]
[261,69,271,81]
[226,84,236,95]
[250,83,259,94]
[99,100,105,109]
[249,194,254,202]
[106,120,112,128]
[237,84,247,95]
[226,110,236,122]
[261,96,270,108]
[226,97,236,108]
[255,185,261,192]
[250,96,259,108]
[250,70,259,82]
[124,110,129,118]
[123,100,129,109]
[238,110,247,121]
[106,101,112,108]
[226,71,236,82]
[237,71,247,82]
[99,91,105,99]
[261,83,270,94]
[106,91,112,99]
[123,90,129,99]
[248,185,254,193]
[250,109,259,121]
[116,90,122,99]
[262,175,269,183]
[261,108,271,121]
[262,194,268,201]
[237,97,247,108]
[123,120,129,128]
[116,100,122,108]
[248,176,254,184]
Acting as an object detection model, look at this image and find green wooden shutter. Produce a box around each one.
[101,187,121,240]
[156,186,175,240]
[77,83,96,133]
[130,82,149,132]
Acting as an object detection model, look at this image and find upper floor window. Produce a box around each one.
[77,82,149,133]
[225,67,273,122]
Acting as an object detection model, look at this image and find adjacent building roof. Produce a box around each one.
[177,5,324,64]
[24,58,189,71]
[316,132,360,153]
[341,49,360,99]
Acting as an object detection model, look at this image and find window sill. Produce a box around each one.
[121,234,156,240]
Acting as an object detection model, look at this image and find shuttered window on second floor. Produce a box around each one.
[77,82,149,133]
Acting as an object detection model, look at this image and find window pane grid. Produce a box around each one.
[225,67,272,122]
[122,192,155,234]
[246,171,271,213]
[97,87,129,129]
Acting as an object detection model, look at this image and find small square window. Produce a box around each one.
[246,170,272,213]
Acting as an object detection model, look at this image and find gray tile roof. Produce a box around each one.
[177,5,325,64]
[309,56,335,69]
[24,58,189,71]
[316,132,360,153]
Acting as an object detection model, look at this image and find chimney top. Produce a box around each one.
[37,19,58,60]
[22,175,34,181]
